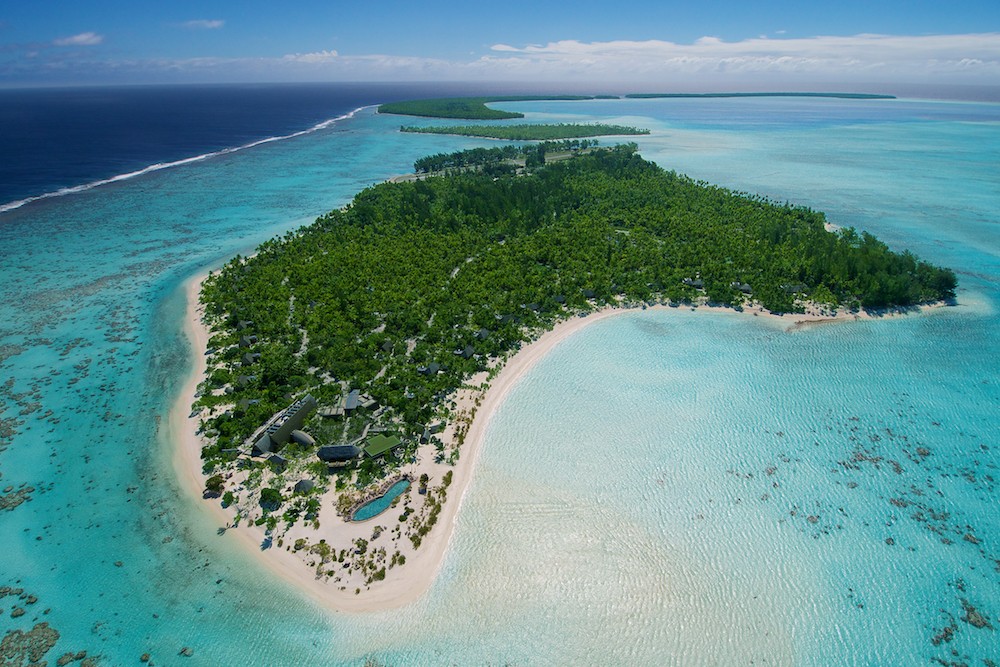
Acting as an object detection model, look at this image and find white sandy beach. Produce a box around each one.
[169,270,945,613]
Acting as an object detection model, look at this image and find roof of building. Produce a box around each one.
[344,389,360,410]
[317,444,361,462]
[364,434,402,458]
[290,430,316,447]
[293,479,316,493]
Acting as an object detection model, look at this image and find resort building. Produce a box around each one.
[251,394,318,456]
[364,434,403,459]
[317,444,362,462]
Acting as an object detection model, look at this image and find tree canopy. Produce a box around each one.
[197,144,955,472]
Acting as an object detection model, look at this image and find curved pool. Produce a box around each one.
[351,479,411,522]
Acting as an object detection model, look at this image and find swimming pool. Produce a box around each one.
[351,478,411,522]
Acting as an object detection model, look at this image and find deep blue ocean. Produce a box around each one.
[0,82,544,209]
[0,85,997,665]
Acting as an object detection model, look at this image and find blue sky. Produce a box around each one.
[2,0,999,87]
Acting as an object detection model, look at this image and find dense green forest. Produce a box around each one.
[413,139,597,174]
[197,144,955,475]
[624,92,895,100]
[377,96,596,119]
[400,123,649,141]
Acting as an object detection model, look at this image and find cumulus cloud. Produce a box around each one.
[54,32,103,47]
[182,20,225,30]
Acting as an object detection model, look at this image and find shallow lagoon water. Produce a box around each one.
[0,95,997,665]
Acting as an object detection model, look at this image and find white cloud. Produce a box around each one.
[478,34,1000,83]
[11,32,1000,87]
[182,20,225,30]
[54,32,103,47]
[282,49,339,63]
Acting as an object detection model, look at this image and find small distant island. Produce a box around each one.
[400,123,650,141]
[378,96,600,120]
[378,92,895,120]
[624,92,896,100]
[183,142,953,609]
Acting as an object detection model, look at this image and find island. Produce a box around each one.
[399,123,649,141]
[624,92,896,100]
[177,142,955,610]
[377,96,600,120]
[378,92,895,121]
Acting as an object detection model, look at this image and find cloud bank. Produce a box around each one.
[5,32,1000,87]
[478,33,1000,83]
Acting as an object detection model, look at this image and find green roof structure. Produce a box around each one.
[364,434,402,459]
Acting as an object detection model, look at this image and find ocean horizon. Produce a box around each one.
[0,87,997,665]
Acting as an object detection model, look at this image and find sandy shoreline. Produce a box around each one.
[169,270,945,613]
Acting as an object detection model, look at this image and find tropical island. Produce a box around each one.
[399,123,649,141]
[378,92,895,120]
[378,95,601,120]
[181,142,954,609]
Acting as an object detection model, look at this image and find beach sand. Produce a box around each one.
[170,271,946,613]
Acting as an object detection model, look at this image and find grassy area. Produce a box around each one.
[399,123,649,141]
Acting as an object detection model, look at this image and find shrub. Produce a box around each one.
[260,487,284,511]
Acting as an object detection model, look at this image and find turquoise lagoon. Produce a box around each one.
[0,96,997,665]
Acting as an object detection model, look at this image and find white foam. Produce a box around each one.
[0,105,372,215]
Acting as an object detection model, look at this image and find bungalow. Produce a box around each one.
[237,320,255,331]
[418,362,441,376]
[344,389,360,414]
[266,453,287,471]
[474,328,490,341]
[241,352,261,367]
[730,282,752,294]
[239,334,259,348]
[293,479,315,494]
[682,277,704,289]
[236,374,257,388]
[236,398,260,412]
[317,444,361,462]
[419,421,446,444]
